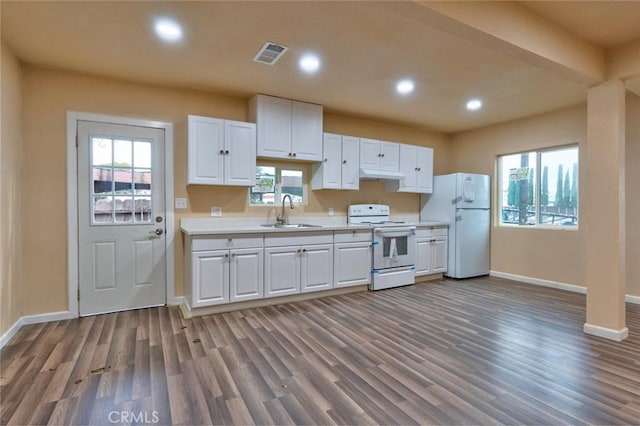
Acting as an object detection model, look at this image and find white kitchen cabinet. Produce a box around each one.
[300,244,334,293]
[229,248,264,302]
[387,144,433,193]
[264,232,334,297]
[192,250,229,307]
[187,236,263,307]
[360,138,400,171]
[334,229,372,288]
[250,94,323,161]
[415,227,448,276]
[187,115,256,186]
[264,243,334,296]
[311,133,360,190]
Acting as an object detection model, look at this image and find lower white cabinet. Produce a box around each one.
[415,227,448,276]
[264,243,334,297]
[333,229,372,288]
[188,236,263,308]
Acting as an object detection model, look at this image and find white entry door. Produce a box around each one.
[77,121,166,316]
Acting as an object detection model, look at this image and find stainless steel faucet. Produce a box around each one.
[276,194,294,225]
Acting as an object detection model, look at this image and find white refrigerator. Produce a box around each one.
[420,173,490,278]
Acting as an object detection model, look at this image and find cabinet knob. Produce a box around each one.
[225,150,229,155]
[219,150,224,155]
[343,160,347,164]
[289,153,292,157]
[228,238,232,242]
[302,248,306,252]
[224,253,229,258]
[382,153,385,157]
[324,158,328,162]
[418,167,421,171]
[377,153,382,157]
[293,153,297,157]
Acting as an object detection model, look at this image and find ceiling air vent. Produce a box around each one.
[253,42,289,65]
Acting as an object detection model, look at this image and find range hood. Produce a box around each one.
[359,168,406,181]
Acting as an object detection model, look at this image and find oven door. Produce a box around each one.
[373,227,416,269]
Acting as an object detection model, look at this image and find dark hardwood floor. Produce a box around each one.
[1,276,640,425]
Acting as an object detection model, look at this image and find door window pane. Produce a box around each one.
[114,139,132,166]
[134,141,151,168]
[90,135,153,225]
[92,138,112,166]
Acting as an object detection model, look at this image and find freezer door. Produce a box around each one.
[452,208,490,278]
[456,174,490,209]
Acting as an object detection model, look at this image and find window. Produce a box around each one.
[91,136,153,224]
[498,146,578,227]
[249,164,306,206]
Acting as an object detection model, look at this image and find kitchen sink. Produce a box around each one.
[261,223,322,228]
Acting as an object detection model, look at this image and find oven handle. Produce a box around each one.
[374,227,416,237]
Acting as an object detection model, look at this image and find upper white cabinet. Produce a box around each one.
[187,115,256,186]
[311,133,360,191]
[387,145,434,193]
[360,138,400,171]
[249,94,323,161]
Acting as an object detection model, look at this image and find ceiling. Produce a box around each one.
[2,1,639,133]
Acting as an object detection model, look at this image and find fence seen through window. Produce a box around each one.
[499,146,578,227]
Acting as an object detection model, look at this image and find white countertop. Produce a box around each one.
[181,216,449,236]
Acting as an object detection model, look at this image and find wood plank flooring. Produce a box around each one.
[1,276,640,425]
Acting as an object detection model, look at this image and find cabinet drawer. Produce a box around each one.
[334,229,372,243]
[415,226,448,238]
[265,231,333,247]
[192,235,263,251]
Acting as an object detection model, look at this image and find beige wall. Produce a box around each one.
[20,66,450,314]
[627,92,640,297]
[1,44,23,336]
[450,105,587,287]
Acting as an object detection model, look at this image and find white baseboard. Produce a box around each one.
[583,323,629,341]
[490,270,640,305]
[0,310,75,349]
[626,294,640,305]
[490,270,586,294]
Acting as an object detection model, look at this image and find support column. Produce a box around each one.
[584,80,627,341]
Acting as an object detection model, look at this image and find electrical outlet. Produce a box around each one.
[328,208,334,216]
[210,207,222,217]
[175,198,187,209]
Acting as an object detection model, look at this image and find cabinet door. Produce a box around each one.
[264,246,300,297]
[334,242,371,288]
[398,144,417,192]
[187,115,224,185]
[256,95,291,159]
[301,244,334,293]
[415,239,432,276]
[224,120,256,186]
[341,136,360,190]
[229,247,264,302]
[431,238,448,273]
[291,101,323,161]
[360,138,380,169]
[415,147,434,193]
[322,133,342,189]
[380,141,400,171]
[192,250,229,307]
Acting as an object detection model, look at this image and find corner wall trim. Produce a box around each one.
[490,270,586,294]
[584,323,629,341]
[0,311,75,349]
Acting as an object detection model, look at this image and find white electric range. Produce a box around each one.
[348,204,416,290]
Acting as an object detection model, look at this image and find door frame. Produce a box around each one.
[66,111,176,317]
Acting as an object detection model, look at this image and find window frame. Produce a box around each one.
[248,162,308,207]
[498,144,579,230]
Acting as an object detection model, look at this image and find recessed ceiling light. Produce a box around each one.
[466,99,483,111]
[299,54,321,73]
[154,18,183,42]
[396,79,414,95]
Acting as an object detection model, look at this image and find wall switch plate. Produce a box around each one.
[328,208,334,216]
[210,207,222,217]
[175,198,188,209]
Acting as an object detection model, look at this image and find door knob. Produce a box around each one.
[153,228,164,236]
